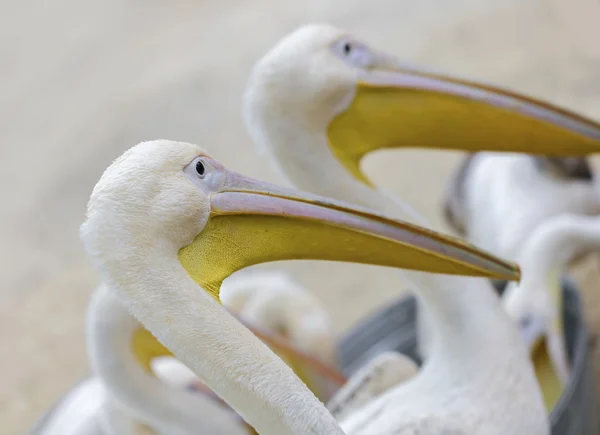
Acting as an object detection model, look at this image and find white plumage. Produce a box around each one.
[503,213,600,389]
[78,140,546,434]
[443,153,600,261]
[443,152,600,408]
[32,269,344,434]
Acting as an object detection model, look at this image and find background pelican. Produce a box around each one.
[442,153,600,277]
[32,271,346,434]
[244,24,600,218]
[242,23,600,405]
[80,139,543,434]
[501,213,600,410]
[441,152,600,408]
[30,283,248,435]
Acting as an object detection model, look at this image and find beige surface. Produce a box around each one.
[3,0,600,433]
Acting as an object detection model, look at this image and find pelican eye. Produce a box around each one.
[333,38,375,68]
[195,160,206,178]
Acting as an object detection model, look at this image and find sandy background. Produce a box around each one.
[3,0,600,433]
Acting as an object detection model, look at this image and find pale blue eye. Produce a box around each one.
[333,39,374,68]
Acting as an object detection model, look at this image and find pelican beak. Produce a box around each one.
[328,53,600,185]
[179,162,520,299]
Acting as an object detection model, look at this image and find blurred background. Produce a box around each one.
[3,0,600,433]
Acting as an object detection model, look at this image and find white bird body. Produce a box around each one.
[503,213,600,385]
[242,24,600,422]
[452,153,600,260]
[29,369,204,435]
[327,351,418,421]
[78,140,543,434]
[86,284,247,435]
[30,377,190,435]
[29,378,106,435]
[337,277,538,434]
[443,152,600,408]
[31,283,247,435]
[33,269,343,435]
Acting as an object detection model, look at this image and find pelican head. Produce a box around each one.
[82,140,520,304]
[245,24,600,188]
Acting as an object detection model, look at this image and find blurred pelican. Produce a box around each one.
[79,139,545,434]
[244,24,600,218]
[502,213,600,409]
[30,284,248,435]
[443,153,599,284]
[442,152,600,409]
[242,23,600,407]
[32,272,345,435]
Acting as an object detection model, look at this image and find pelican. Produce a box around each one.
[241,23,600,407]
[30,283,248,435]
[442,153,599,282]
[32,274,347,435]
[501,213,600,409]
[441,152,600,409]
[87,284,249,435]
[243,24,600,219]
[79,139,546,434]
